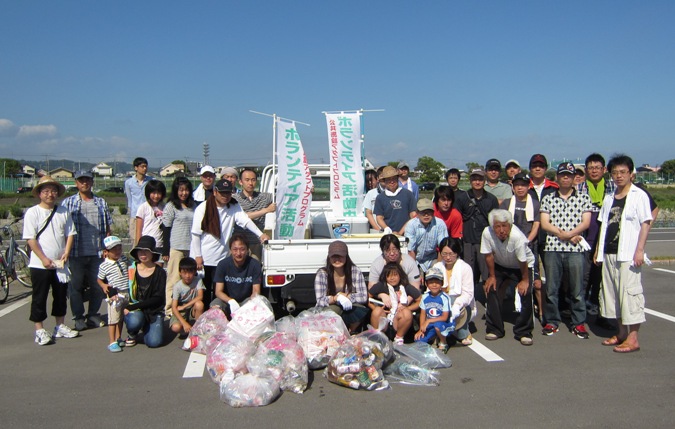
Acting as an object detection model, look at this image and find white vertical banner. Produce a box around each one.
[325,112,364,217]
[275,119,313,240]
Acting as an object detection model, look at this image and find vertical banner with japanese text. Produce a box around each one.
[325,112,364,217]
[275,119,313,240]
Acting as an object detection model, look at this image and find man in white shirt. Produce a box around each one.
[594,154,652,354]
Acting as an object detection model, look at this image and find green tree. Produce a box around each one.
[466,162,481,172]
[387,161,399,168]
[0,158,22,176]
[661,159,675,177]
[416,156,445,183]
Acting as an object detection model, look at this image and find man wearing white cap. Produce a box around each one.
[397,162,419,201]
[193,165,216,204]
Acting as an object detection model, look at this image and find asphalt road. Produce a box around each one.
[1,232,674,428]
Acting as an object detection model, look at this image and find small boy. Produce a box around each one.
[170,257,205,338]
[97,236,130,352]
[414,267,454,353]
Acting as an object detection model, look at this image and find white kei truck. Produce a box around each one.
[258,163,408,315]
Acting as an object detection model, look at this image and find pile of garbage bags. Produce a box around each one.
[185,298,452,407]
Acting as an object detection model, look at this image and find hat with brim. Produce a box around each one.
[454,307,468,330]
[32,175,66,197]
[512,172,530,185]
[328,240,348,258]
[469,168,486,178]
[130,235,161,262]
[74,170,94,180]
[417,198,434,212]
[379,166,399,179]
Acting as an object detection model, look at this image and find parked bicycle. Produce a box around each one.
[0,218,32,303]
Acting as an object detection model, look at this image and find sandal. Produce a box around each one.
[125,337,137,347]
[601,336,625,346]
[613,343,640,353]
[460,334,473,346]
[439,343,449,354]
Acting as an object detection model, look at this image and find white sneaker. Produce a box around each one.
[393,336,404,346]
[53,324,80,339]
[35,329,52,345]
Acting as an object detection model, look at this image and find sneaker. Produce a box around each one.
[35,329,52,346]
[393,336,404,346]
[573,324,590,339]
[485,333,499,341]
[74,319,87,331]
[125,337,137,347]
[117,338,126,348]
[108,342,123,353]
[87,315,105,328]
[542,324,559,336]
[54,324,79,338]
[520,337,534,346]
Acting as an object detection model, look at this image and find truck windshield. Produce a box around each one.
[312,176,329,201]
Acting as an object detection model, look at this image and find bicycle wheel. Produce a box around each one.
[9,247,32,287]
[0,269,9,303]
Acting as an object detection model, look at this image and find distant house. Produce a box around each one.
[159,162,185,177]
[50,167,73,179]
[92,162,113,177]
[22,165,36,176]
[636,164,660,173]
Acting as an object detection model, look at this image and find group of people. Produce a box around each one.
[25,158,275,350]
[329,152,655,353]
[24,151,655,356]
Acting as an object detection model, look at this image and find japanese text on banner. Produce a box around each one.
[275,120,313,240]
[325,112,364,217]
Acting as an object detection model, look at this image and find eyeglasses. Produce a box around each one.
[40,189,59,195]
[384,248,400,255]
[441,252,458,258]
[611,169,631,176]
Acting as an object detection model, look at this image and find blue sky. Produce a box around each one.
[2,0,674,170]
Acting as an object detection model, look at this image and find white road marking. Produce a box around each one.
[653,268,675,274]
[467,339,504,362]
[183,351,206,378]
[0,296,30,318]
[645,308,675,323]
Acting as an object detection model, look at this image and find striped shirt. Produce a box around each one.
[232,191,272,244]
[162,201,195,251]
[98,256,130,292]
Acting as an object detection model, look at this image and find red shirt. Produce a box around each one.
[434,205,463,238]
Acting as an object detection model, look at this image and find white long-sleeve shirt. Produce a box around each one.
[190,202,263,267]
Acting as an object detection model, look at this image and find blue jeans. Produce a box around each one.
[125,311,164,348]
[69,256,104,320]
[543,252,586,326]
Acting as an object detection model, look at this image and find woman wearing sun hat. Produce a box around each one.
[124,235,166,347]
[24,176,79,346]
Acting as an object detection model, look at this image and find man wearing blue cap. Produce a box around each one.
[62,170,113,330]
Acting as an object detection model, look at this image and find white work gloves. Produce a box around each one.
[383,227,392,234]
[450,305,461,322]
[228,299,240,314]
[336,294,352,311]
[578,237,592,251]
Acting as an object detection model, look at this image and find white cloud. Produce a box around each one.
[0,118,17,136]
[17,124,58,140]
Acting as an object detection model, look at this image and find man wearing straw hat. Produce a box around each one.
[23,176,79,346]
